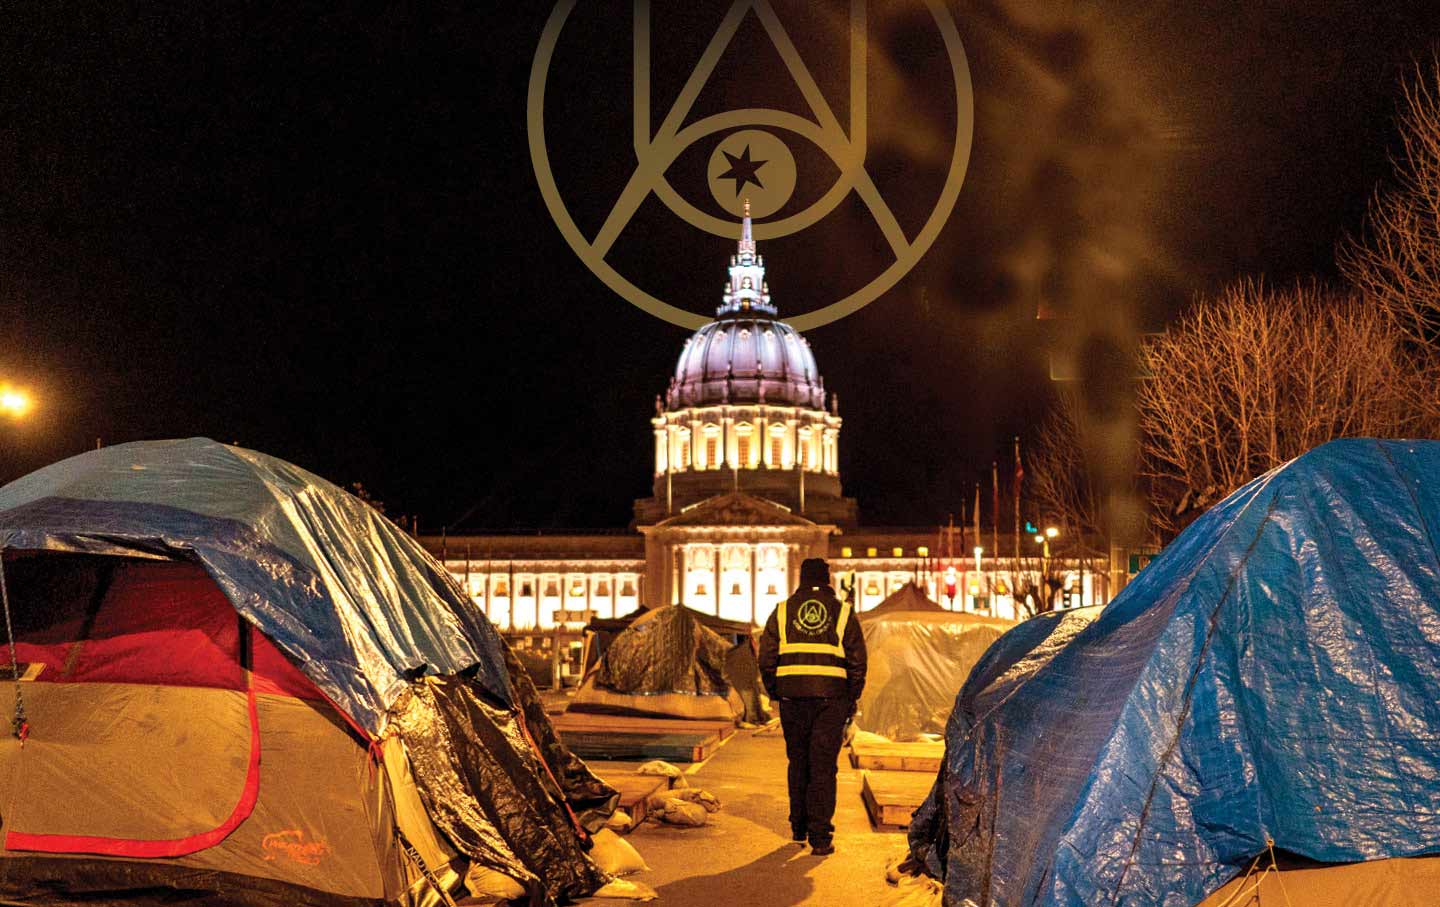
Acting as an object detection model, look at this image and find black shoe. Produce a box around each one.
[791,830,807,843]
[810,842,835,856]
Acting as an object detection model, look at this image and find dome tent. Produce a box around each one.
[0,438,621,906]
[906,439,1440,907]
[854,582,1012,741]
[569,605,766,723]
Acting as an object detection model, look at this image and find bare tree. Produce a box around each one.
[1029,392,1117,610]
[1138,280,1439,534]
[1342,56,1440,346]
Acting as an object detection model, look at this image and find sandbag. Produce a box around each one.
[605,809,633,832]
[464,864,527,903]
[589,829,650,876]
[636,760,687,786]
[647,787,721,814]
[652,798,708,827]
[883,856,944,907]
[593,877,660,900]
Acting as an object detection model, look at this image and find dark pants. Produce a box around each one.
[778,697,849,846]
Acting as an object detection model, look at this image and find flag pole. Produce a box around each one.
[1013,436,1023,611]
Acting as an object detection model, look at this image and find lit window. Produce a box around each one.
[569,580,585,597]
[596,581,610,597]
[706,435,718,469]
[771,435,783,466]
[798,438,810,470]
[493,581,509,597]
[680,440,691,469]
[696,583,708,596]
[841,547,852,557]
[893,547,903,557]
[742,276,752,289]
[737,434,751,468]
[543,581,559,597]
[620,579,636,597]
[866,547,877,557]
[917,546,929,557]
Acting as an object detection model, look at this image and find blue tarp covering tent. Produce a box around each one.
[0,437,511,735]
[908,438,1440,907]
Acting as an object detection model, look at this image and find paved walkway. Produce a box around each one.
[580,727,911,907]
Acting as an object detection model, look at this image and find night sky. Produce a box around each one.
[5,2,1440,529]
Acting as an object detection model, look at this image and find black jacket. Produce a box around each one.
[758,584,867,702]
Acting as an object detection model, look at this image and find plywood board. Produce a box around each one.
[603,774,670,829]
[849,740,944,773]
[559,731,721,763]
[860,770,935,830]
[553,712,736,741]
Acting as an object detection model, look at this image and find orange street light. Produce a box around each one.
[0,385,32,418]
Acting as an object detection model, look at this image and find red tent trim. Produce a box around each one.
[4,688,262,858]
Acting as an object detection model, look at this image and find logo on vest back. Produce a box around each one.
[794,599,831,634]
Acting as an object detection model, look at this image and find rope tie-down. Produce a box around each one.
[0,555,28,743]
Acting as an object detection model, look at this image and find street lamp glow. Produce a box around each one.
[0,386,31,418]
[1034,534,1045,545]
[1045,526,1059,538]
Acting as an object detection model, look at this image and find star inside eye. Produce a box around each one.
[718,144,767,196]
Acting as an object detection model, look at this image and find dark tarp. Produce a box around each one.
[499,645,619,834]
[0,438,512,736]
[854,605,1012,741]
[391,677,612,907]
[908,438,1440,906]
[593,606,731,697]
[573,605,768,723]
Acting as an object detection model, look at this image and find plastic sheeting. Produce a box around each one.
[392,677,612,907]
[593,606,733,698]
[909,439,1440,907]
[0,438,512,735]
[855,609,1010,742]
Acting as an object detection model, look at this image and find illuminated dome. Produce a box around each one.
[665,205,826,410]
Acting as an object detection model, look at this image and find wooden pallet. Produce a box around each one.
[553,712,736,741]
[849,740,944,773]
[860,770,935,830]
[560,730,722,763]
[604,774,671,830]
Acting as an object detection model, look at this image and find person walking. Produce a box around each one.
[758,557,867,855]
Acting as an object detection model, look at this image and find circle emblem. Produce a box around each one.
[528,1,974,330]
[707,129,796,219]
[795,599,830,633]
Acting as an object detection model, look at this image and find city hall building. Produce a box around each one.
[421,213,1108,635]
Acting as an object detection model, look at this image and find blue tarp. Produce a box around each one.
[909,438,1440,906]
[0,438,511,735]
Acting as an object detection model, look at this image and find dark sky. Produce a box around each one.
[4,2,1439,529]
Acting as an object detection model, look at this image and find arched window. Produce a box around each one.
[735,422,753,468]
[702,424,720,470]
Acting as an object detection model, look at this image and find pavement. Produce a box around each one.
[578,725,910,907]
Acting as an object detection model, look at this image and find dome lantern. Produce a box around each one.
[666,208,824,410]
